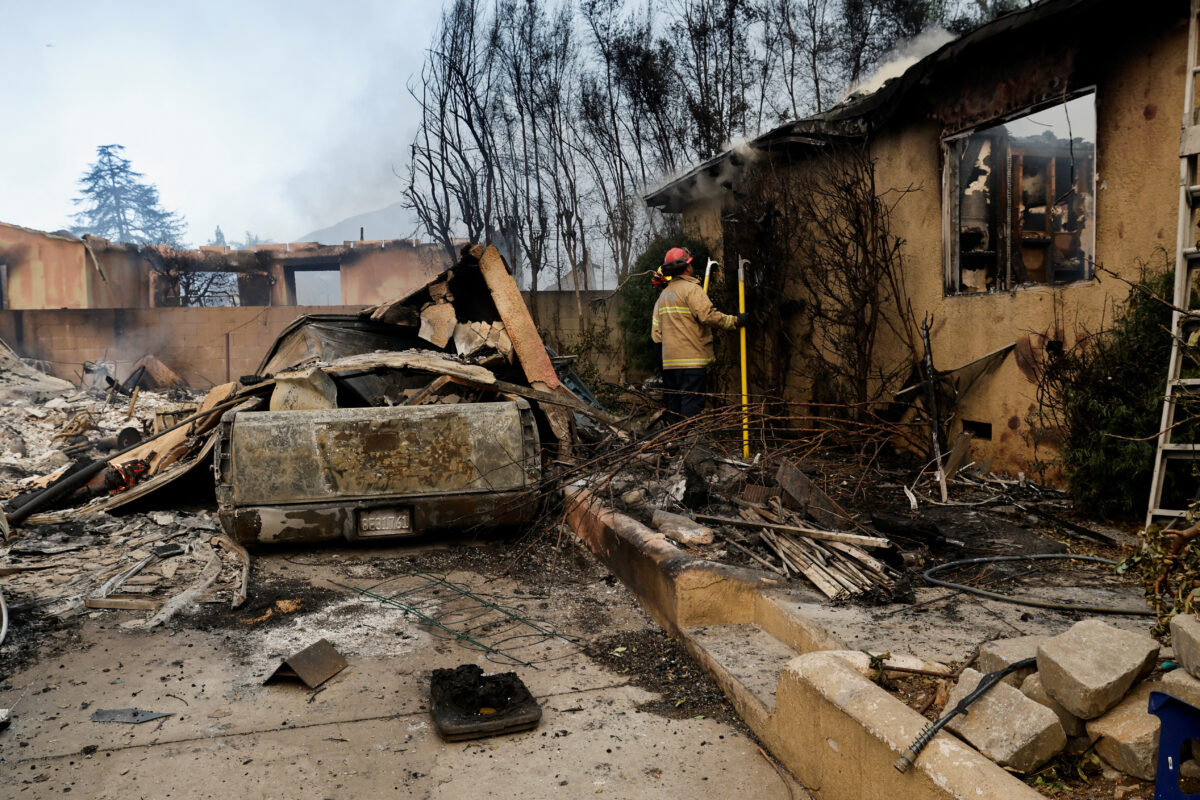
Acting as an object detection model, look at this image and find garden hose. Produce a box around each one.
[895,657,1036,772]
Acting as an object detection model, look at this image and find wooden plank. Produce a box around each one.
[214,534,250,609]
[825,541,894,580]
[85,594,161,611]
[477,245,560,389]
[445,375,624,427]
[719,533,785,576]
[775,459,850,529]
[404,375,452,406]
[761,530,842,599]
[694,513,889,549]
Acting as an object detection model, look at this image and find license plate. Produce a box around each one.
[358,508,412,537]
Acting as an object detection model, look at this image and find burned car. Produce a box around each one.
[212,243,608,544]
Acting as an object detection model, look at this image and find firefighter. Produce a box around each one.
[651,247,746,422]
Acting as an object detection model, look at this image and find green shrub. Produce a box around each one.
[617,235,714,378]
[1040,264,1174,520]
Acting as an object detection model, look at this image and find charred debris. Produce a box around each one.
[0,242,1126,639]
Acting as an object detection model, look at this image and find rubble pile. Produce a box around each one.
[608,446,915,602]
[933,618,1188,781]
[0,347,255,628]
[0,511,245,623]
[0,388,197,500]
[1,243,616,633]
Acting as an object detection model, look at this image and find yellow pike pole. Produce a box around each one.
[703,257,718,293]
[737,256,750,459]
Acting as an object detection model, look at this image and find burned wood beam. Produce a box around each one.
[693,514,890,549]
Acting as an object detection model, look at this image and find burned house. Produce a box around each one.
[0,220,445,310]
[646,0,1186,479]
[0,222,613,389]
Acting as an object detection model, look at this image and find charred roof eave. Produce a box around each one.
[645,0,1111,213]
[644,126,861,213]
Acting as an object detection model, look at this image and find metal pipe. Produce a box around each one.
[738,256,750,459]
[703,258,718,293]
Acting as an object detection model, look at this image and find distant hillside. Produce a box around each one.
[297,201,415,245]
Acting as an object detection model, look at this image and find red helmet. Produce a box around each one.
[663,247,692,268]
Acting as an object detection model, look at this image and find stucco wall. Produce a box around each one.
[0,224,151,310]
[340,243,444,305]
[682,198,725,258]
[0,224,89,309]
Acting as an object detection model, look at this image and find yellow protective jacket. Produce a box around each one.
[650,275,737,369]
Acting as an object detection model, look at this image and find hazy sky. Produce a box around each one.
[0,1,441,245]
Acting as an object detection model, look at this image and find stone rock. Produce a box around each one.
[1112,784,1140,800]
[977,635,1046,686]
[1160,668,1200,710]
[1171,614,1200,681]
[1038,619,1159,719]
[0,430,26,457]
[944,667,1066,773]
[1182,758,1200,779]
[1021,673,1085,737]
[651,510,714,546]
[620,488,647,506]
[1086,683,1160,782]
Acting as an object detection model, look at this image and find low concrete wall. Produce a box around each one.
[563,486,1044,800]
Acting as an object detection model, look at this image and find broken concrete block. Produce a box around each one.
[620,488,647,506]
[1020,672,1084,737]
[269,366,338,411]
[977,635,1046,687]
[452,322,488,356]
[1160,668,1200,710]
[1171,613,1200,681]
[418,302,458,348]
[651,510,714,546]
[944,667,1067,773]
[1085,682,1160,781]
[1037,619,1159,719]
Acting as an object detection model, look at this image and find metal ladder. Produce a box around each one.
[1147,0,1200,527]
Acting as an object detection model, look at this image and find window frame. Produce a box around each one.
[942,88,1099,296]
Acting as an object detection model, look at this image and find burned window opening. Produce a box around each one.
[945,93,1096,295]
[290,263,342,306]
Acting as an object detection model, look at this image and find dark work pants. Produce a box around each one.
[662,368,708,423]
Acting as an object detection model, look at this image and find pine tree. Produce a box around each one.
[71,144,188,247]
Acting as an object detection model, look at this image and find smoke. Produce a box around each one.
[280,61,420,242]
[849,27,955,98]
[657,137,762,206]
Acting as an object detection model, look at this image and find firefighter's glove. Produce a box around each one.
[736,313,750,328]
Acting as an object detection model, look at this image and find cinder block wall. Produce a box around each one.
[0,291,624,389]
[0,305,355,388]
